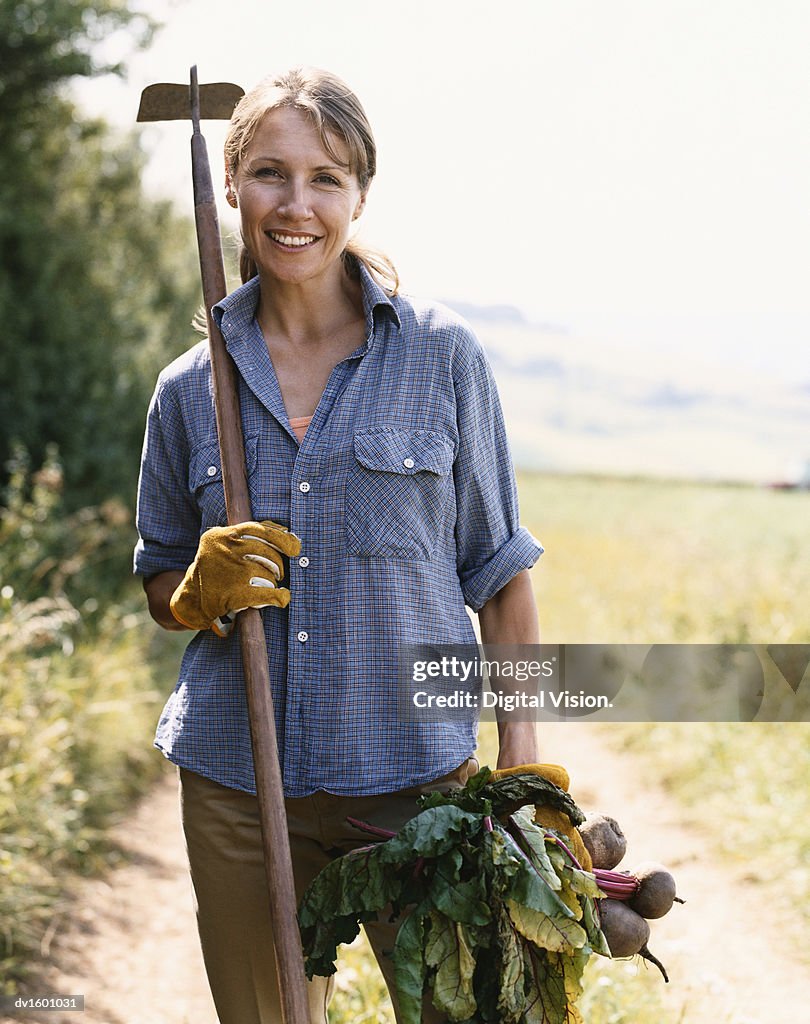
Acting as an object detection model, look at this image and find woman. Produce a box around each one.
[135,67,543,1024]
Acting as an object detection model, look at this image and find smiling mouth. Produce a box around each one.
[267,231,320,248]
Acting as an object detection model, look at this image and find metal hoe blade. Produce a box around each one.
[136,81,244,122]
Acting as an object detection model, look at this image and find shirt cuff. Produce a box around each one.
[133,538,197,579]
[460,527,544,612]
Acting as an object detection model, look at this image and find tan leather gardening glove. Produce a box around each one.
[170,521,301,637]
[490,763,593,871]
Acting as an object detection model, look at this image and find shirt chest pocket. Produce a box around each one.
[189,435,259,529]
[346,429,455,559]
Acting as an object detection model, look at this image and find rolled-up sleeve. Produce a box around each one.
[133,376,200,578]
[452,346,543,612]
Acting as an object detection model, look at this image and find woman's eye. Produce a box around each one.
[315,174,340,186]
[256,167,281,178]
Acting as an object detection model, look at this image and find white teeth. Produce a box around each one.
[270,232,317,247]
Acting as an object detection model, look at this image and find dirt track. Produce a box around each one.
[6,728,810,1024]
[3,768,216,1024]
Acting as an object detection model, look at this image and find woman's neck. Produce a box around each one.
[255,265,363,347]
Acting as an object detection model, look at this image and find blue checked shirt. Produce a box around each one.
[134,262,543,797]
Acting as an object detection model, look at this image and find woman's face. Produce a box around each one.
[230,106,366,288]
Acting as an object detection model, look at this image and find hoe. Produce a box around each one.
[137,68,310,1023]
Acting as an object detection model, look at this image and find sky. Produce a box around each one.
[71,0,810,383]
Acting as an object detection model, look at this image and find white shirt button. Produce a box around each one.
[298,481,311,493]
[298,556,310,568]
[207,465,218,477]
[297,630,309,643]
[403,458,415,469]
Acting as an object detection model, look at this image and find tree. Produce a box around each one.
[0,0,151,117]
[0,1,202,508]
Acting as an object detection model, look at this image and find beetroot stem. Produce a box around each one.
[547,835,584,871]
[345,816,397,840]
[593,868,640,900]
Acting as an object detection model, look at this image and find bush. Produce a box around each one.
[0,443,135,613]
[0,450,179,991]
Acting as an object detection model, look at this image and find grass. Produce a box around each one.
[516,472,809,644]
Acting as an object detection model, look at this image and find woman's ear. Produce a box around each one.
[352,191,368,221]
[225,166,238,209]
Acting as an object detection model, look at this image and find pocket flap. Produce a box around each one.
[352,429,453,476]
[189,435,258,489]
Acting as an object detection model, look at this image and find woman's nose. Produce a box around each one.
[277,181,312,221]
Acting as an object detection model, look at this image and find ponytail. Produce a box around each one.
[239,247,258,286]
[344,239,399,295]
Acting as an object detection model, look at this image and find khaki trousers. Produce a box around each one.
[180,758,478,1024]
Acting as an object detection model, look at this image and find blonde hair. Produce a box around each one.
[225,67,399,294]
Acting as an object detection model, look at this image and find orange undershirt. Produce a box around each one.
[289,415,312,443]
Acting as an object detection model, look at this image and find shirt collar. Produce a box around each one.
[212,259,401,339]
[355,257,401,334]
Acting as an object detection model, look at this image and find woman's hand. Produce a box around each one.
[146,521,301,636]
[478,570,541,767]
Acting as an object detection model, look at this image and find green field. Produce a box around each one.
[517,472,809,645]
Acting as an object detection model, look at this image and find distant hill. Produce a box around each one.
[453,307,809,485]
[441,300,527,324]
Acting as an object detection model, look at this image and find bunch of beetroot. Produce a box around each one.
[579,814,683,982]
